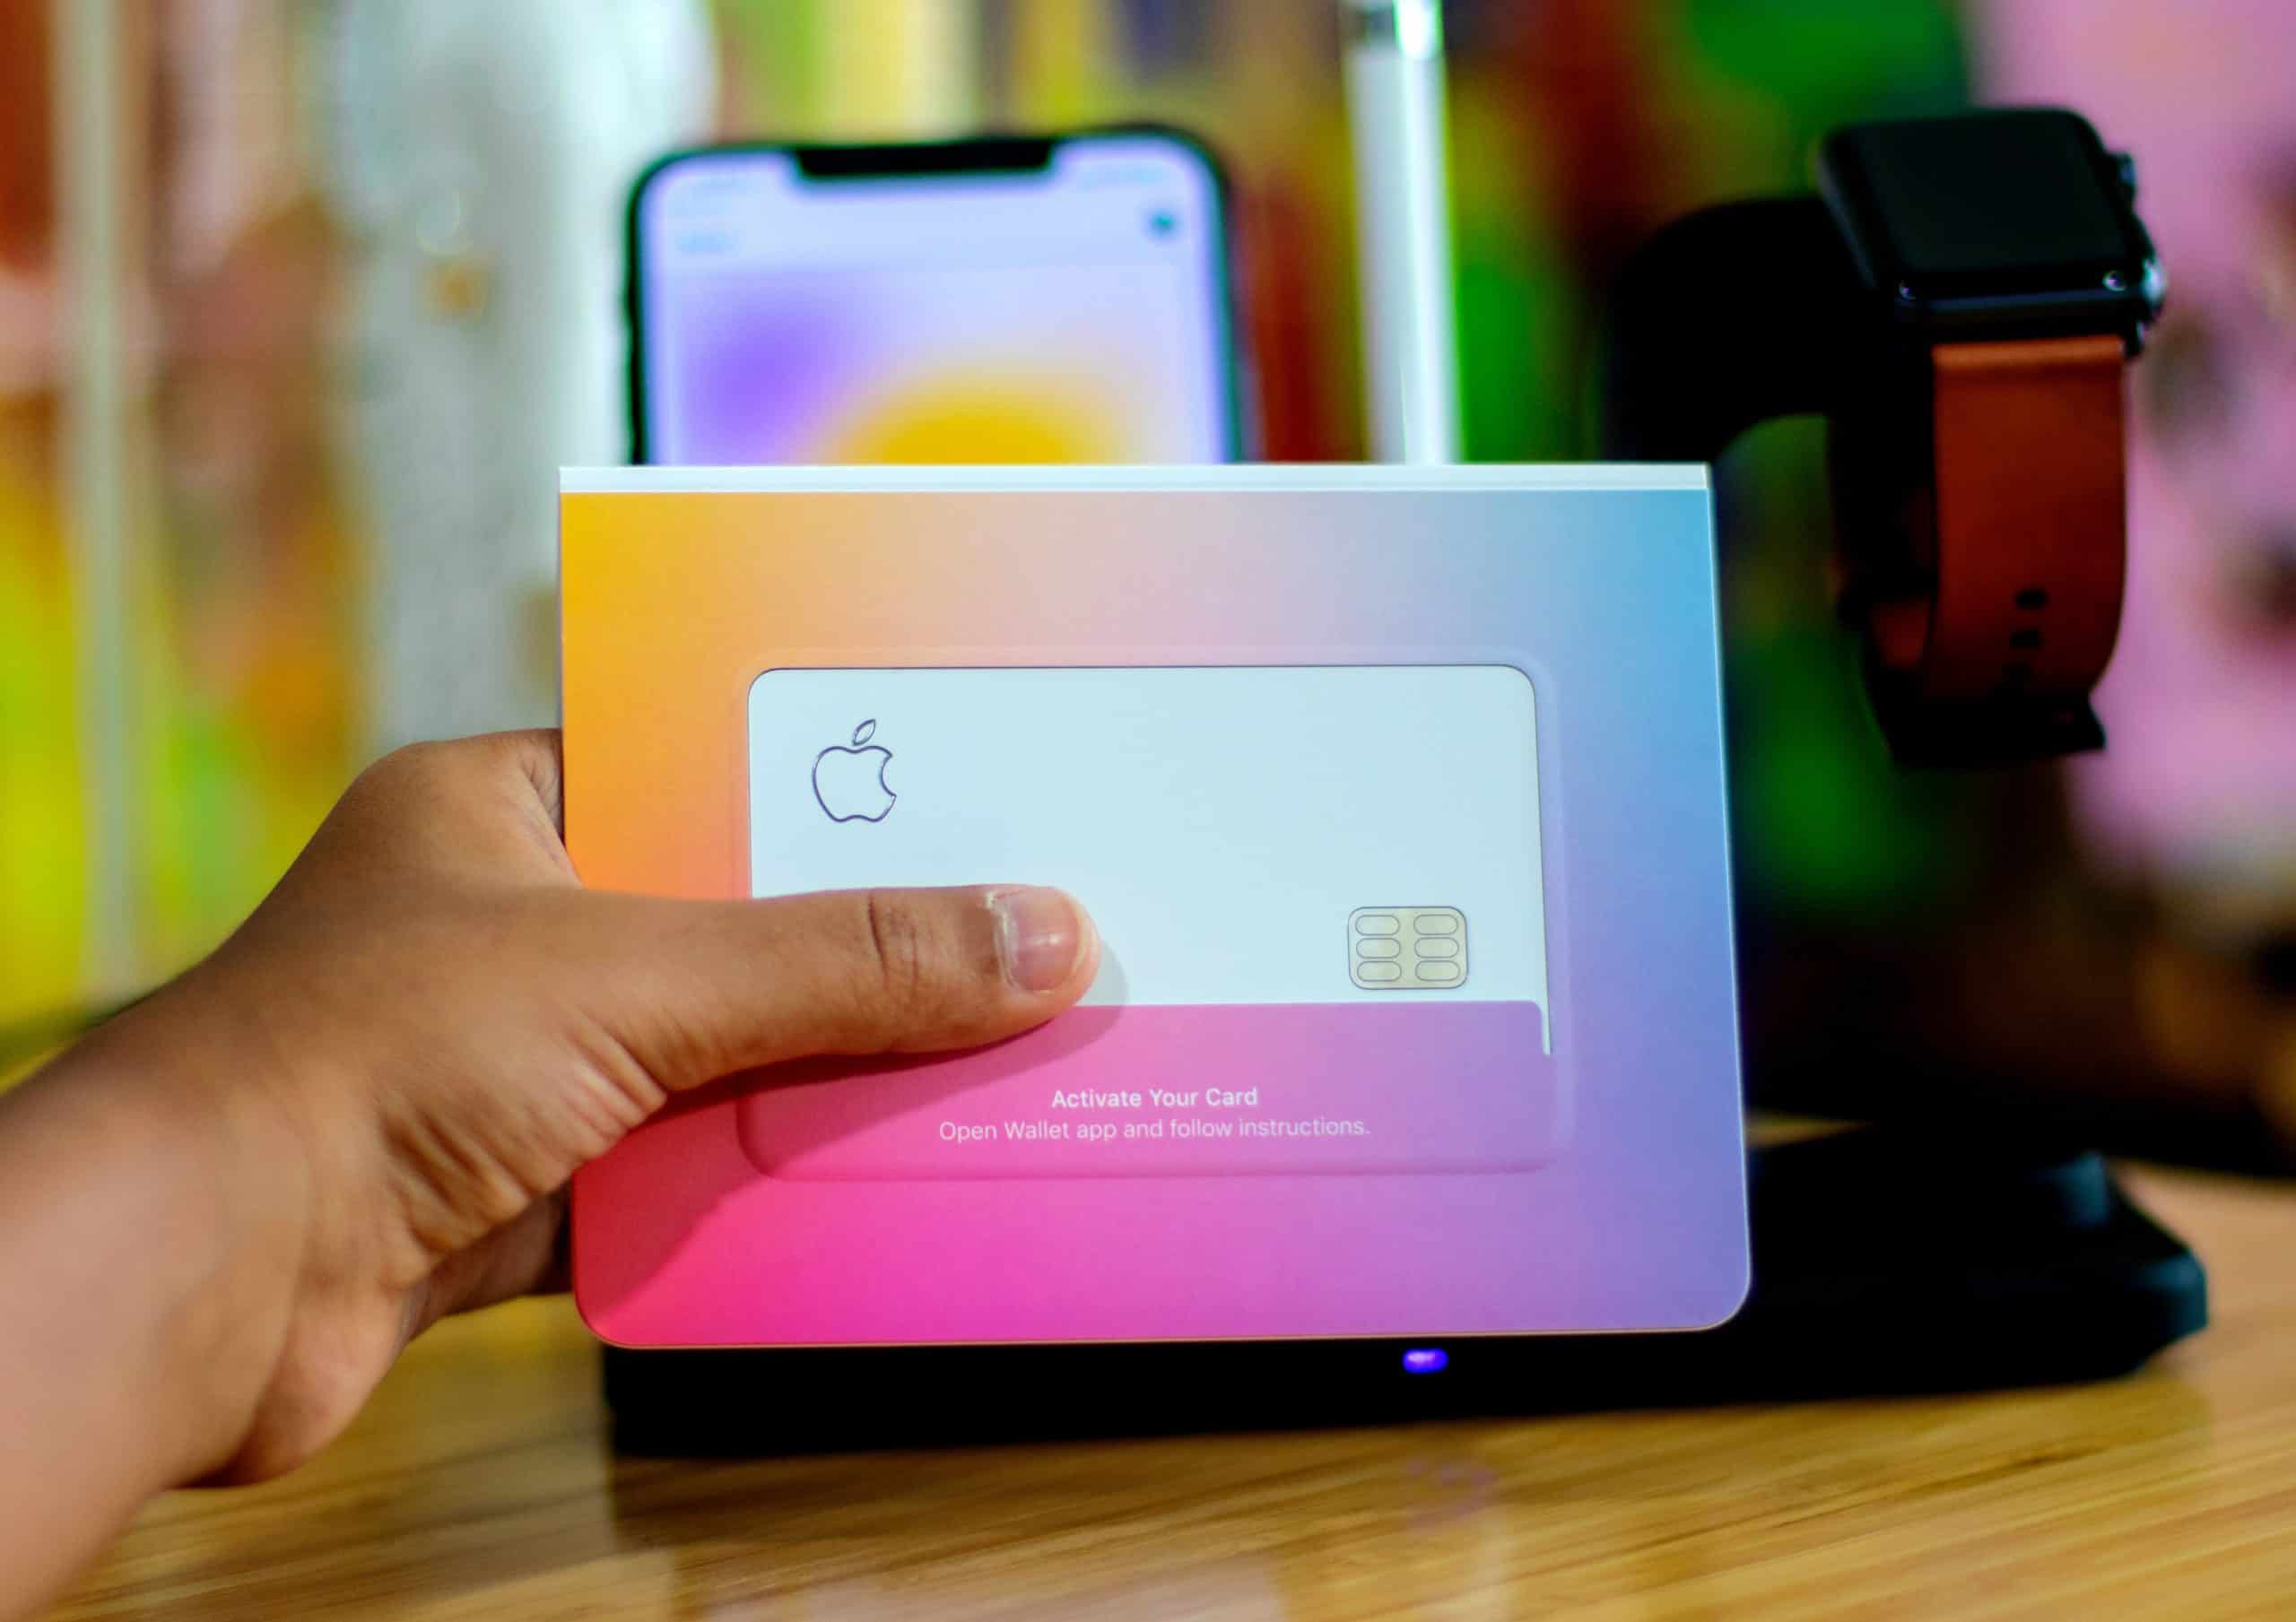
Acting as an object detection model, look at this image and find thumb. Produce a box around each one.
[566,883,1100,1090]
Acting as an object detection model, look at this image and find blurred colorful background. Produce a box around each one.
[4,0,2290,1161]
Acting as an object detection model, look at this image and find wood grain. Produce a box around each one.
[47,1167,2296,1620]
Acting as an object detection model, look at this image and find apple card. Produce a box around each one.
[739,664,1561,1179]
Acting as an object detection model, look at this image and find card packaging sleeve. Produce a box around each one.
[561,466,1749,1349]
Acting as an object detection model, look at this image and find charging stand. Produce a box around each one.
[602,1126,2205,1454]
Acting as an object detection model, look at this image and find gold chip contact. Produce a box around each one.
[1349,907,1468,990]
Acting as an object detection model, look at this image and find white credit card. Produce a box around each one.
[746,664,1550,1022]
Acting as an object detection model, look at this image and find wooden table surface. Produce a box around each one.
[48,1167,2296,1620]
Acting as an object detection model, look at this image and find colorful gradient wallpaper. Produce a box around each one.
[635,135,1235,465]
[563,468,1746,1347]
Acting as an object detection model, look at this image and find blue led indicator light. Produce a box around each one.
[1401,1347,1448,1375]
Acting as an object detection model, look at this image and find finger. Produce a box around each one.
[295,730,573,887]
[493,727,566,831]
[566,883,1100,1090]
[404,1189,570,1336]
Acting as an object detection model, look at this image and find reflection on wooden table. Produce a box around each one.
[48,1168,2296,1620]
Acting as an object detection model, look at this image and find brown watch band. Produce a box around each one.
[1861,334,2128,711]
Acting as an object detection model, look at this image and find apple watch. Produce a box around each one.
[1598,108,2162,765]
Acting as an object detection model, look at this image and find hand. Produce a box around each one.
[0,731,1096,1609]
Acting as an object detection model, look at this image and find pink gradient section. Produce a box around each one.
[577,1052,1741,1346]
[738,1002,1561,1180]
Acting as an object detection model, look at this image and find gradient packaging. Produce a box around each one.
[563,466,1748,1347]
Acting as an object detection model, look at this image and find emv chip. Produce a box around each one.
[1349,907,1469,990]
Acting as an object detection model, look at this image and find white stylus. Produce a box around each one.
[1341,0,1462,464]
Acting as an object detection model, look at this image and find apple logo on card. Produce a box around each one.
[813,719,897,823]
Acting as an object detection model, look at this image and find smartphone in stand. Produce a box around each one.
[624,129,1245,466]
